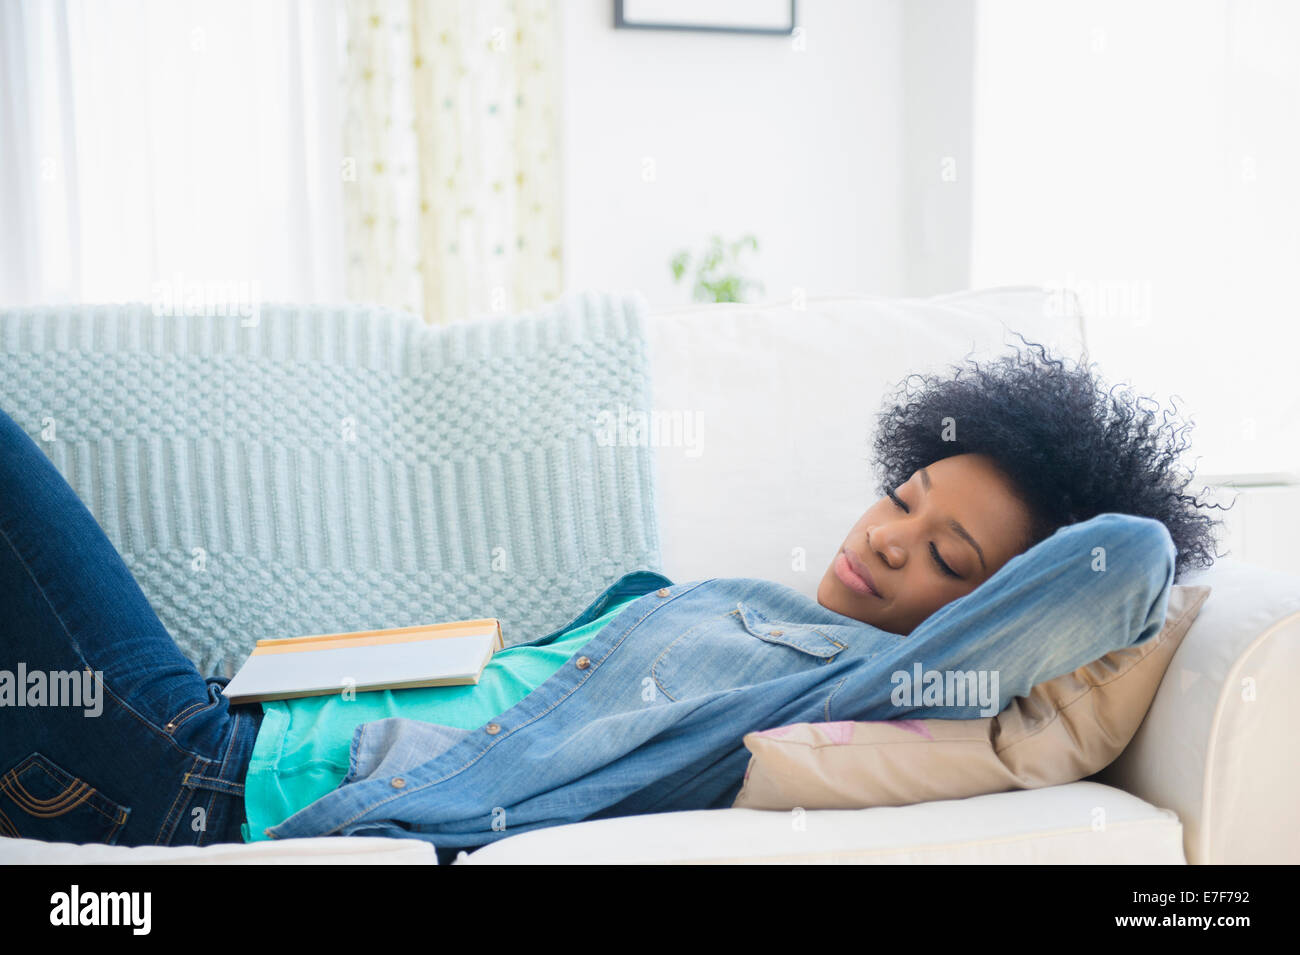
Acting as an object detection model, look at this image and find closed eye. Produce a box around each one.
[885,488,963,579]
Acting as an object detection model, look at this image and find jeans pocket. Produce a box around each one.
[0,753,131,844]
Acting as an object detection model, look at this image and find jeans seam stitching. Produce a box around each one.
[1,756,124,824]
[166,699,211,731]
[154,756,202,846]
[206,709,245,844]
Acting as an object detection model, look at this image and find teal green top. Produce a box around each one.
[240,594,642,842]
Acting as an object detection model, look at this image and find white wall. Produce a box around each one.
[559,0,906,309]
[969,0,1300,479]
[903,0,975,297]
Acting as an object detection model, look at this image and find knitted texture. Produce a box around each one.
[0,291,663,677]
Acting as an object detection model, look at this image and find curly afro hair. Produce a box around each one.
[869,333,1228,582]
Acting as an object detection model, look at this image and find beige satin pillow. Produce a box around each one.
[732,584,1210,811]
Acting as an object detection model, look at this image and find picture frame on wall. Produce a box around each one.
[614,0,797,36]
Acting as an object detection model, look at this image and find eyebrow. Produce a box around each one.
[918,466,987,573]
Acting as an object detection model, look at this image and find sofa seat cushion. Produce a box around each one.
[0,835,437,865]
[456,781,1185,864]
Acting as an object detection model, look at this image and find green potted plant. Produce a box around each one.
[669,233,764,303]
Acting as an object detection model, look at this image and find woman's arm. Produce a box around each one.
[886,511,1177,718]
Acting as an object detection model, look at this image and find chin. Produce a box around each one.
[817,579,853,619]
[815,575,836,611]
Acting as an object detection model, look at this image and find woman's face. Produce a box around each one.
[817,453,1034,635]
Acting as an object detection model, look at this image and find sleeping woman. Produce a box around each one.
[0,338,1224,855]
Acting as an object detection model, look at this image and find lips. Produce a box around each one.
[835,546,882,599]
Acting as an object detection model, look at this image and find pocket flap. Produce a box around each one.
[734,603,845,658]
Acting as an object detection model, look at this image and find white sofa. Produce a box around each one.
[5,286,1298,864]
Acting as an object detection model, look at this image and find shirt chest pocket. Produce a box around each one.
[649,602,848,702]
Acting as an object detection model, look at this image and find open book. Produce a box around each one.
[220,618,505,704]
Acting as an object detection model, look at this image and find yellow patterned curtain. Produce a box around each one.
[342,0,562,324]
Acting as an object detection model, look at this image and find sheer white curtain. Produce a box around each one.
[0,0,346,308]
[969,0,1300,479]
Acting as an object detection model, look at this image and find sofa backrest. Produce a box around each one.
[0,293,663,676]
[645,286,1086,593]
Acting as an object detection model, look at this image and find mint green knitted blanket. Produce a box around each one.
[0,291,662,677]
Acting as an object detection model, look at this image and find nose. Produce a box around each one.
[867,524,906,568]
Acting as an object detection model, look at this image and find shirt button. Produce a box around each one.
[391,777,406,788]
[485,723,501,734]
[770,630,783,636]
[656,588,669,597]
[575,656,591,669]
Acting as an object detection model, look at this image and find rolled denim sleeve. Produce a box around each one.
[896,512,1177,714]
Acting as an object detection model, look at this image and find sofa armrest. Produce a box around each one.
[1090,558,1300,863]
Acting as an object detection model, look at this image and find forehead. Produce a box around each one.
[923,453,1005,486]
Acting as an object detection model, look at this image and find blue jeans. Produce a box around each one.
[0,405,261,846]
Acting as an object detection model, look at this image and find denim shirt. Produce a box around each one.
[263,512,1176,851]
